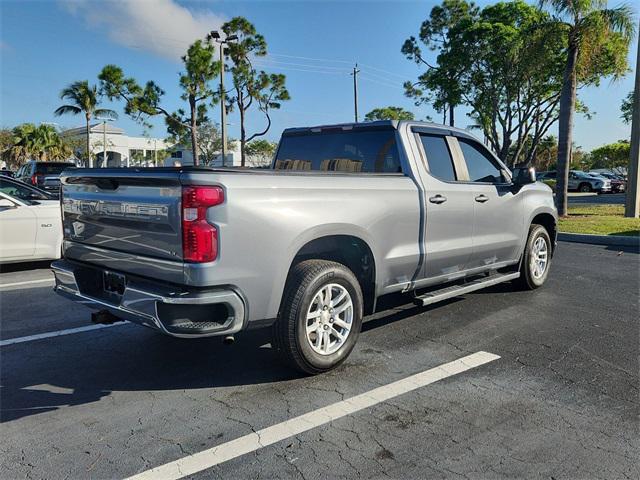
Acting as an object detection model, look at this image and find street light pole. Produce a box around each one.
[208,31,238,168]
[102,120,107,168]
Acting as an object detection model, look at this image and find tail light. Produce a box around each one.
[31,173,43,185]
[182,186,224,263]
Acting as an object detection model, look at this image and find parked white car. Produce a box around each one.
[0,177,62,264]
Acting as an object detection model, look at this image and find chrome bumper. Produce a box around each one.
[51,259,246,338]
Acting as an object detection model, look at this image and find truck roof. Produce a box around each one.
[282,120,477,140]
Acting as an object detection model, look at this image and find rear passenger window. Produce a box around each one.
[419,135,456,181]
[459,139,504,183]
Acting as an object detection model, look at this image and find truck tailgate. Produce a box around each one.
[61,169,183,262]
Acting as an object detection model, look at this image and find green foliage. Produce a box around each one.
[245,139,277,168]
[621,91,634,124]
[4,123,76,168]
[403,1,569,165]
[98,39,220,166]
[402,0,478,125]
[170,120,237,166]
[54,80,117,121]
[245,139,276,157]
[364,107,415,121]
[222,16,290,166]
[539,0,636,216]
[589,141,631,170]
[53,80,117,165]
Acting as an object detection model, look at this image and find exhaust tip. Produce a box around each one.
[222,335,235,345]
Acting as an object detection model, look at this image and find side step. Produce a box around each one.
[413,272,520,307]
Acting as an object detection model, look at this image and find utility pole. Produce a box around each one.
[624,24,639,218]
[351,64,360,122]
[208,30,238,167]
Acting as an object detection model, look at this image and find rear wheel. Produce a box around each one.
[515,224,552,290]
[272,260,363,375]
[579,183,592,193]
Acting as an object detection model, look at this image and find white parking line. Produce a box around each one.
[126,351,500,480]
[0,278,54,289]
[0,322,127,347]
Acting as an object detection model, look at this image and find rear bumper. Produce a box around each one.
[51,259,246,338]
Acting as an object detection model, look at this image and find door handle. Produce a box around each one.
[429,194,447,204]
[475,194,489,203]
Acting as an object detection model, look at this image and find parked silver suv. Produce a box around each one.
[538,170,611,193]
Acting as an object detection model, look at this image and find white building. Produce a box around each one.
[63,123,172,167]
[63,123,263,168]
[168,144,243,167]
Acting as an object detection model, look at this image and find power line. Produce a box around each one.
[357,62,408,80]
[359,74,405,91]
[252,62,348,75]
[268,52,355,65]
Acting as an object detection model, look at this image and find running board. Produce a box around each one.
[413,272,520,307]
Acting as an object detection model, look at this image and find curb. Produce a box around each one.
[558,232,639,247]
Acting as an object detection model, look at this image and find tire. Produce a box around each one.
[272,260,364,375]
[515,224,552,290]
[579,183,592,193]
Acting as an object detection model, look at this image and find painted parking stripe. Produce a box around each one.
[127,351,500,480]
[0,278,54,289]
[0,322,128,347]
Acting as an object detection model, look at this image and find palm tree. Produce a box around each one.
[540,0,636,216]
[54,81,117,167]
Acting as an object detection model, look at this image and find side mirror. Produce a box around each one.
[512,166,536,185]
[0,198,17,209]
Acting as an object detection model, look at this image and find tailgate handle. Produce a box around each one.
[95,179,119,190]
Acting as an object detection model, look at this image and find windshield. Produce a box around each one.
[274,129,401,173]
[0,178,53,202]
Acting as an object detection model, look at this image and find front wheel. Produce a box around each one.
[272,260,363,375]
[515,224,552,290]
[579,183,592,193]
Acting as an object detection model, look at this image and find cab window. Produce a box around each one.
[419,134,457,182]
[458,139,505,184]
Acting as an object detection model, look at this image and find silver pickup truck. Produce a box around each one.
[52,121,557,374]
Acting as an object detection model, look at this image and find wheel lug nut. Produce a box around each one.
[324,325,329,330]
[330,318,334,323]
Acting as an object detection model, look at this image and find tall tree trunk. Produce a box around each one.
[449,104,455,127]
[240,105,246,167]
[189,95,199,166]
[555,41,578,217]
[85,114,91,168]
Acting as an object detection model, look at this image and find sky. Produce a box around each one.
[0,0,637,151]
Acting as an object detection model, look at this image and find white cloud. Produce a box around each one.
[61,0,224,61]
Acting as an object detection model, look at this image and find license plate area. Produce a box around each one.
[103,271,126,296]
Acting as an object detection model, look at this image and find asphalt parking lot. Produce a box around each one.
[1,242,638,479]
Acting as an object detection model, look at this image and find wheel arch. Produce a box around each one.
[530,212,557,255]
[281,234,377,316]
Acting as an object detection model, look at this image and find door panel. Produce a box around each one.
[469,184,523,268]
[0,202,36,260]
[455,138,524,268]
[416,134,474,278]
[424,183,475,277]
